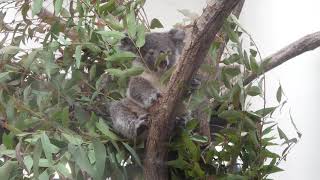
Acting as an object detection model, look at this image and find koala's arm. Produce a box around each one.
[109,99,149,139]
[127,76,161,109]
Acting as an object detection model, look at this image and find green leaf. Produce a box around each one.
[22,50,38,69]
[96,30,125,39]
[250,49,257,57]
[93,140,107,180]
[39,170,49,180]
[33,140,43,179]
[263,124,276,136]
[62,133,83,145]
[259,165,284,175]
[190,135,208,143]
[96,119,120,141]
[185,119,198,131]
[150,18,164,29]
[276,84,282,102]
[32,0,43,16]
[61,106,70,127]
[136,24,146,47]
[0,46,21,55]
[54,0,63,15]
[0,72,10,82]
[89,64,97,81]
[243,51,251,70]
[247,86,261,96]
[106,51,137,62]
[40,132,53,163]
[167,158,189,169]
[250,55,259,73]
[75,45,82,69]
[2,133,14,149]
[127,10,137,38]
[124,66,144,77]
[23,155,33,173]
[68,144,96,178]
[255,107,277,117]
[289,111,302,138]
[222,66,241,77]
[223,21,239,43]
[122,142,142,167]
[223,54,240,65]
[0,161,18,180]
[106,68,124,77]
[218,110,242,123]
[277,126,289,142]
[55,163,72,179]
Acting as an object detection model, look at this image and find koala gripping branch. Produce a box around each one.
[144,0,241,179]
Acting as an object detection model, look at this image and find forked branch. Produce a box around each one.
[144,0,241,179]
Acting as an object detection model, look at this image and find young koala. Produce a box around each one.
[109,29,186,139]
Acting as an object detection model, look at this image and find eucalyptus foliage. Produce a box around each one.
[0,0,300,180]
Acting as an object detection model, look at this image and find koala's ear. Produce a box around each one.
[169,29,185,43]
[120,35,135,51]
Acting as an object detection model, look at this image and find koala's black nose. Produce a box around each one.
[156,92,162,98]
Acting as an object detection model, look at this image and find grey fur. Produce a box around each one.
[109,29,186,139]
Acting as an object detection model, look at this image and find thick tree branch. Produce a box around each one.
[144,1,241,179]
[244,31,320,85]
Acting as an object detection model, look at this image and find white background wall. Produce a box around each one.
[145,0,320,179]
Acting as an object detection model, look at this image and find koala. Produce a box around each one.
[109,29,187,139]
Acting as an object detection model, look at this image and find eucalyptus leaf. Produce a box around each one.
[54,0,63,15]
[106,51,137,62]
[150,18,164,29]
[32,0,43,16]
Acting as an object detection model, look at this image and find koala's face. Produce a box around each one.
[120,29,185,75]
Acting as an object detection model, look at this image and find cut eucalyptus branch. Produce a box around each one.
[244,31,320,85]
[144,1,241,179]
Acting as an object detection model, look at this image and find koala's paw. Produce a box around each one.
[136,114,150,136]
[144,91,161,108]
[175,116,188,129]
[175,112,192,129]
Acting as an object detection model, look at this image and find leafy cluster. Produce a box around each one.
[0,1,300,180]
[168,15,301,179]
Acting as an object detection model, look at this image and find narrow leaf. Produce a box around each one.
[150,18,164,29]
[54,0,63,16]
[75,45,82,69]
[32,0,43,16]
[122,143,142,167]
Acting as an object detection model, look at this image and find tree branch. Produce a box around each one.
[144,1,241,179]
[244,31,320,85]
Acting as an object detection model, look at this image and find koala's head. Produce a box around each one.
[120,29,185,75]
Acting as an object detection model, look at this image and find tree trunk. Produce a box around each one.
[143,1,241,179]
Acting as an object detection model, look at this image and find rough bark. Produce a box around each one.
[144,1,241,179]
[244,31,320,85]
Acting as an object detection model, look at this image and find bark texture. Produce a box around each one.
[144,1,241,179]
[244,31,320,85]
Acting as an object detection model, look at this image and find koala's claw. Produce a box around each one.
[138,113,149,121]
[136,115,149,136]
